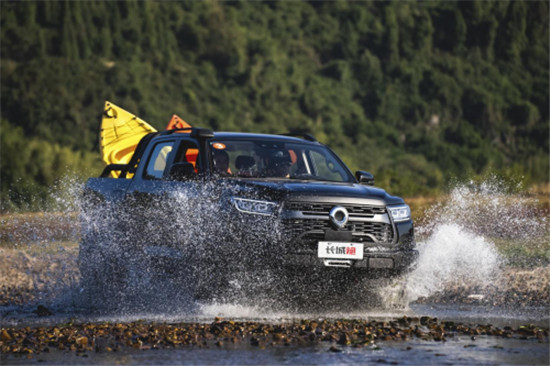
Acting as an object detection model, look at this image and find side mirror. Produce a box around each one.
[168,162,196,181]
[356,170,374,186]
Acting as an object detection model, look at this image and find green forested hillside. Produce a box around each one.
[1,1,548,209]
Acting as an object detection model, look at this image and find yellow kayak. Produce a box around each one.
[100,101,158,177]
[100,101,195,178]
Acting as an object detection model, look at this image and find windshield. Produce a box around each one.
[209,139,354,182]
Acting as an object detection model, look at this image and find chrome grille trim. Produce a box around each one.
[282,202,395,254]
[285,202,386,217]
[282,220,395,254]
[283,219,394,243]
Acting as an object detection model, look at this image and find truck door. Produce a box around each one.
[128,138,201,193]
[124,138,202,250]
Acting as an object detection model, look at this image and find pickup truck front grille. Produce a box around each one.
[283,219,393,243]
[282,202,394,254]
[285,202,386,217]
[281,220,394,257]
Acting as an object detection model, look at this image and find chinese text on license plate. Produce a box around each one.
[318,241,364,260]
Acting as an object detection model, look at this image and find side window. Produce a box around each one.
[309,150,345,181]
[145,142,174,179]
[174,140,200,171]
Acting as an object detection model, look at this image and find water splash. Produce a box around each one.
[0,175,84,311]
[2,175,548,321]
[76,179,286,314]
[382,177,548,307]
[418,177,549,242]
[404,223,502,301]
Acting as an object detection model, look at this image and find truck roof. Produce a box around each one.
[158,127,320,144]
[212,131,321,144]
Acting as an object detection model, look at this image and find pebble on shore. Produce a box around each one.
[1,317,548,355]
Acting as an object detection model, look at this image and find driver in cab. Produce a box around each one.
[266,150,292,178]
[212,149,232,176]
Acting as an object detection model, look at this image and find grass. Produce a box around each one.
[403,195,440,223]
[0,212,79,248]
[493,237,550,268]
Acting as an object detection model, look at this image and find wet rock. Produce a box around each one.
[337,333,351,345]
[272,333,284,342]
[76,336,88,347]
[397,317,410,326]
[1,329,12,341]
[0,317,548,355]
[34,305,52,317]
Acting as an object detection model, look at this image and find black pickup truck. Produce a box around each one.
[80,128,417,301]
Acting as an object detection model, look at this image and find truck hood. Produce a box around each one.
[224,178,405,205]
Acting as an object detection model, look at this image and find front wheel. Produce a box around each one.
[78,239,129,311]
[357,276,409,310]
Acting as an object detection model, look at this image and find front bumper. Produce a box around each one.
[283,248,419,275]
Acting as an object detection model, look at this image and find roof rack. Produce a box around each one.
[280,131,317,142]
[161,127,214,138]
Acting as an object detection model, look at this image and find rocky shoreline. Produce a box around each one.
[0,247,79,306]
[414,266,550,308]
[1,317,548,356]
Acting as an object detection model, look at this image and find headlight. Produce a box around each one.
[231,197,278,216]
[388,204,411,222]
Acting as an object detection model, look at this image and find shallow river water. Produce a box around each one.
[3,336,548,365]
[2,300,549,365]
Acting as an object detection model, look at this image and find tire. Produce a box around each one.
[78,235,129,311]
[268,268,355,311]
[358,276,409,310]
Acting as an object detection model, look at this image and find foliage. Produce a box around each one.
[0,119,102,211]
[1,1,548,209]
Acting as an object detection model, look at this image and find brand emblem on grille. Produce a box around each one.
[329,206,349,229]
